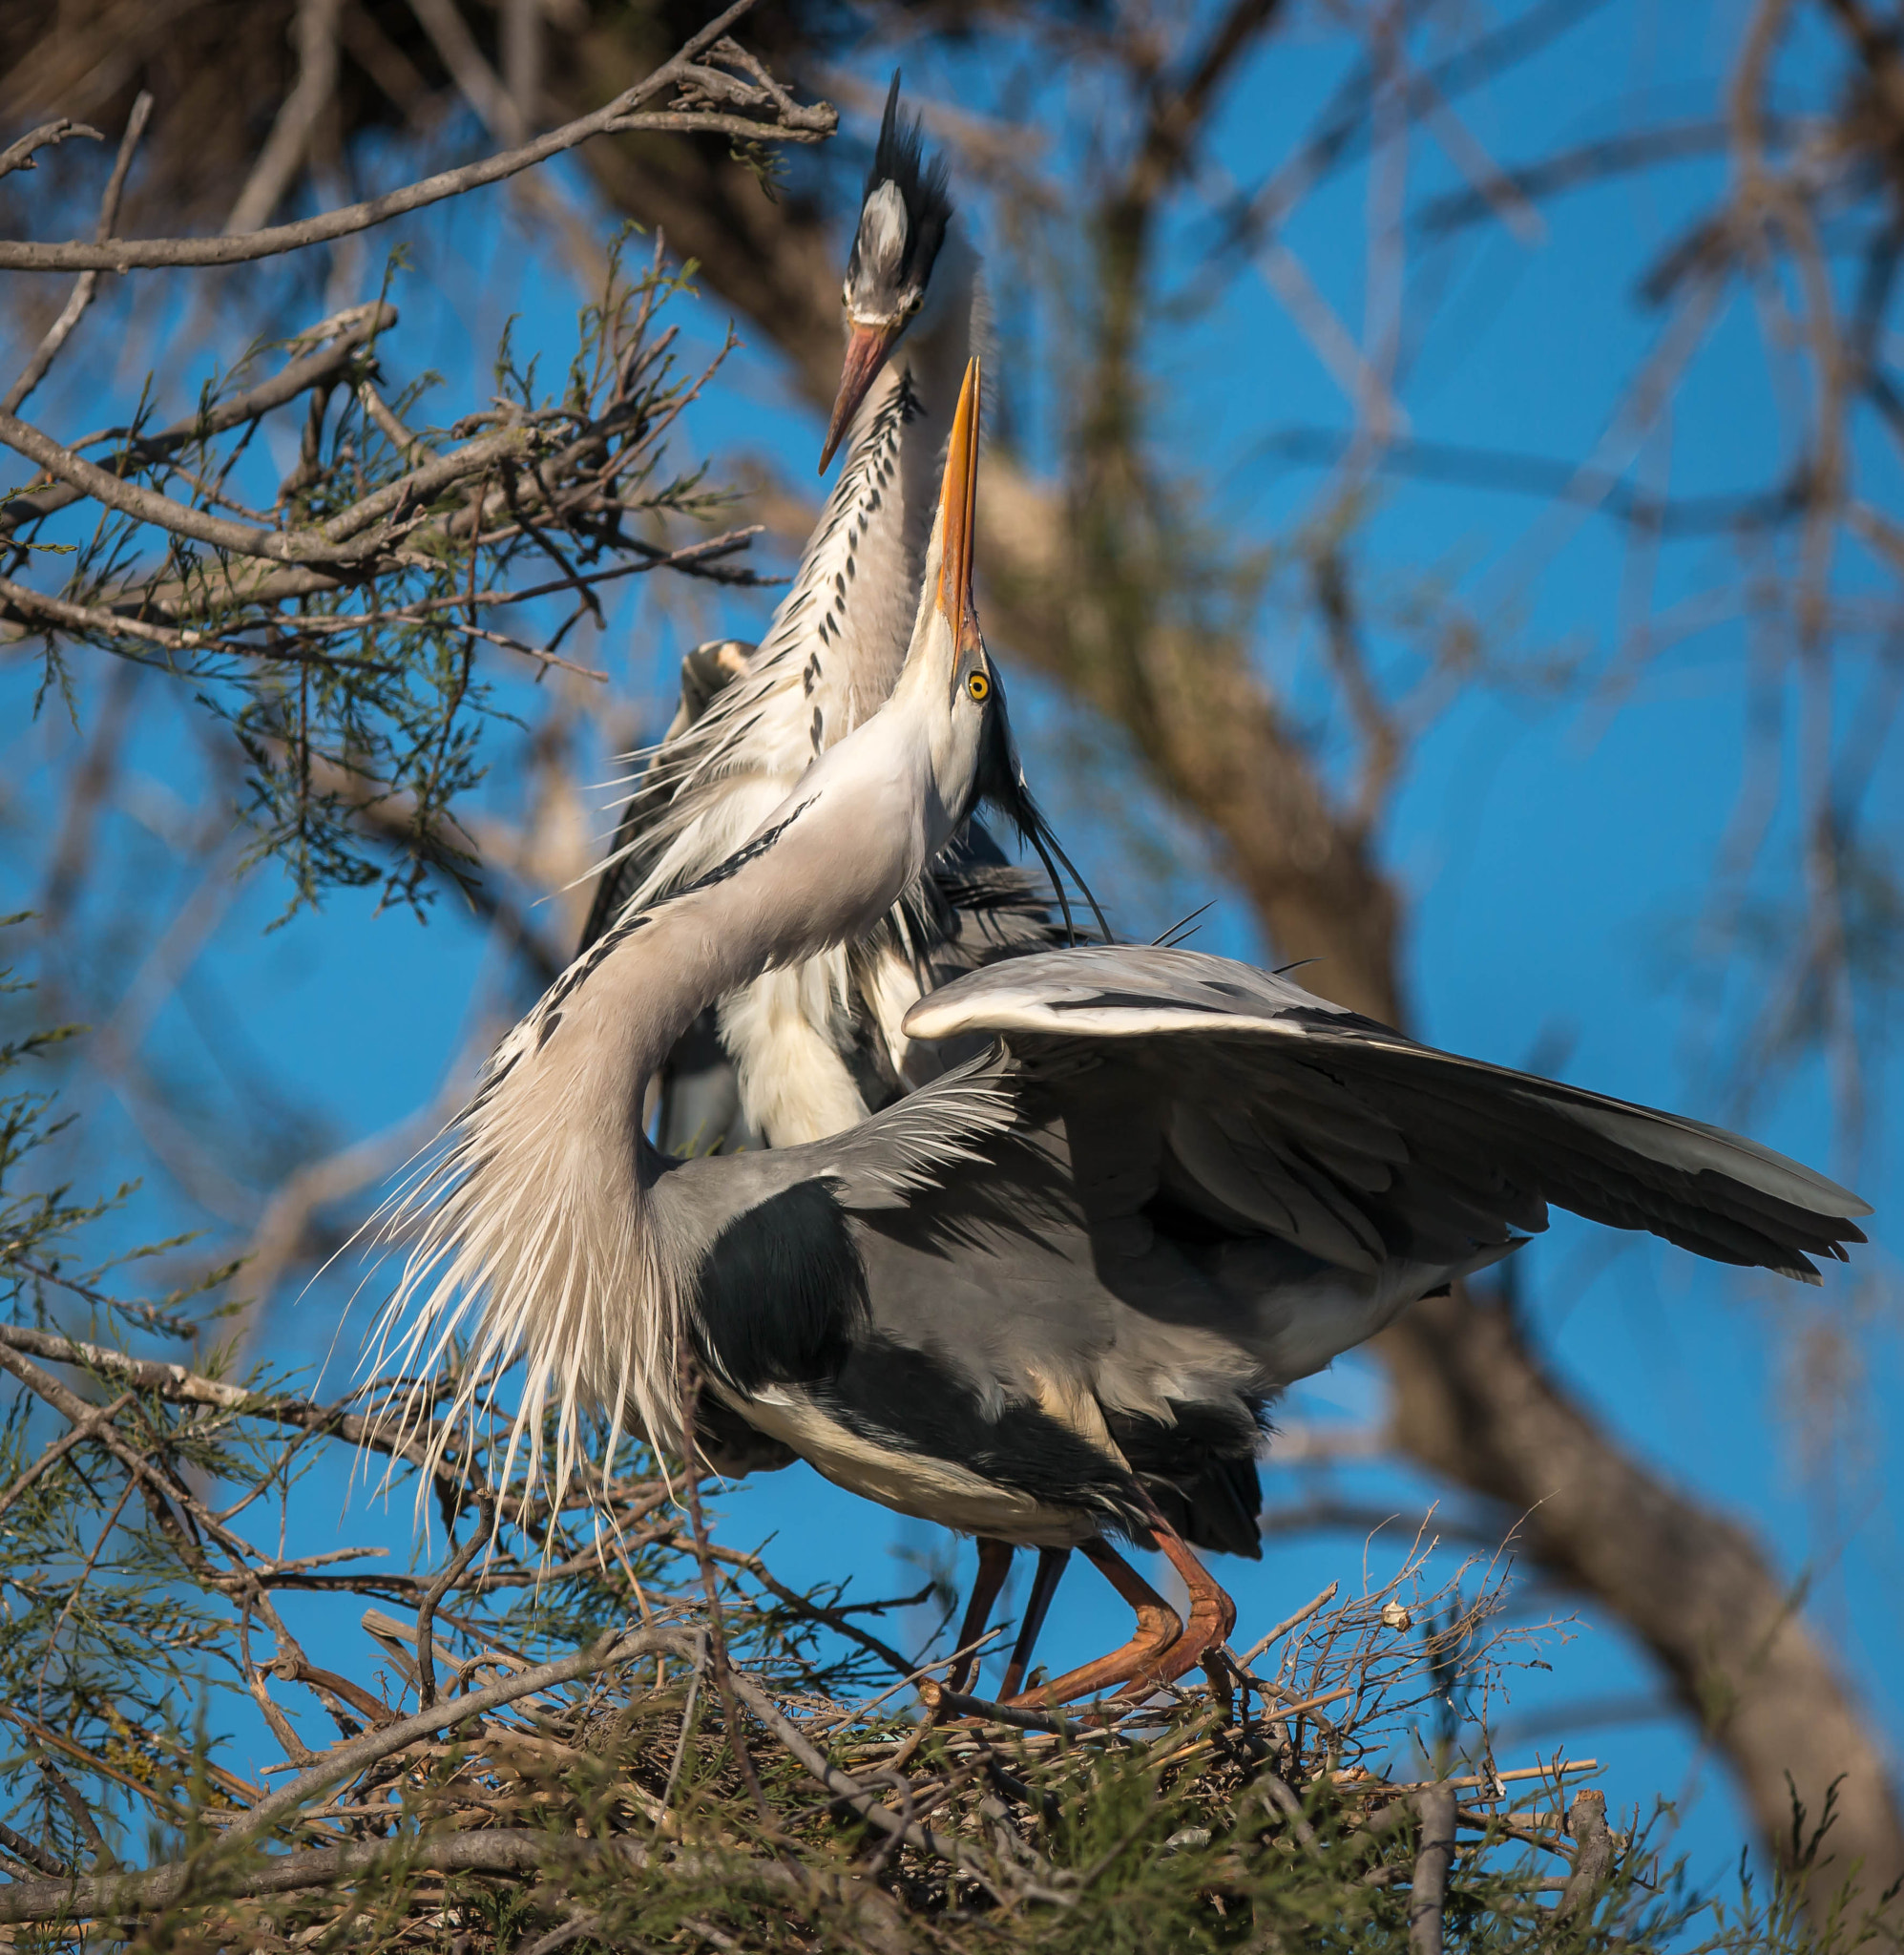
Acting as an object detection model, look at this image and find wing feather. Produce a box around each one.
[901,945,1869,1284]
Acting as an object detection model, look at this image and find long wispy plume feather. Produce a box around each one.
[368,354,1011,1524]
[366,918,697,1520]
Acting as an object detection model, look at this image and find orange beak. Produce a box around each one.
[819,319,905,473]
[934,356,981,648]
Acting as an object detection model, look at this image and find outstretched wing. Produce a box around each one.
[902,945,1870,1283]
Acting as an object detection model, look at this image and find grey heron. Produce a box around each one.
[576,74,1038,1163]
[384,360,1869,1708]
[574,81,1116,1664]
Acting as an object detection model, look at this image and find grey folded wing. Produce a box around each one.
[901,943,1871,1284]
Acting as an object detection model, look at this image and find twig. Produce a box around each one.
[1249,1681,1356,1722]
[415,1494,494,1709]
[0,302,394,539]
[707,1540,915,1679]
[724,1671,1060,1905]
[914,1680,1073,1735]
[0,1390,134,1530]
[656,1671,702,1823]
[1259,1772,1321,1852]
[0,1322,461,1495]
[233,1625,695,1842]
[1234,1582,1339,1670]
[677,1365,769,1819]
[0,408,527,565]
[0,120,102,181]
[0,571,395,669]
[1336,1760,1601,1797]
[3,92,153,415]
[0,4,832,275]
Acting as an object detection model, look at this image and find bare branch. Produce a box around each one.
[3,90,153,414]
[0,117,101,182]
[0,301,394,538]
[223,0,344,236]
[0,405,534,562]
[0,4,833,276]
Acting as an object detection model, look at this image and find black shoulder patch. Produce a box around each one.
[692,1180,868,1394]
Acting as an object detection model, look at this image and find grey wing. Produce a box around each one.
[902,943,1870,1283]
[658,1049,1272,1553]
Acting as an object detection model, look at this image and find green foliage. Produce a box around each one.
[0,235,766,921]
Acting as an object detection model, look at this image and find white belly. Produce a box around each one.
[716,1385,1104,1547]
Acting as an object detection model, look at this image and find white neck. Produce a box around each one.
[377,695,951,1497]
[738,238,985,736]
[617,240,986,910]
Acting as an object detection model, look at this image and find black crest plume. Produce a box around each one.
[864,72,953,288]
[971,664,1110,947]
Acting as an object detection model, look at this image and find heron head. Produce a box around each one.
[889,355,991,824]
[819,73,954,473]
[887,356,1108,940]
[919,357,1109,942]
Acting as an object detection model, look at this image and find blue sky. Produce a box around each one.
[2,0,1898,1906]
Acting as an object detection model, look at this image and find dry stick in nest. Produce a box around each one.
[414,1491,496,1710]
[723,1672,1069,1909]
[677,1355,770,1820]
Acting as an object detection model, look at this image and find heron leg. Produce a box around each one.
[1003,1539,1181,1708]
[947,1537,1014,1694]
[1113,1498,1238,1699]
[999,1546,1070,1700]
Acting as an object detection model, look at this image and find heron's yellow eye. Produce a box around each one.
[966,670,990,702]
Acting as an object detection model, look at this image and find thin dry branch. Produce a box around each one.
[0,300,394,538]
[0,1,833,275]
[0,117,101,182]
[3,89,152,414]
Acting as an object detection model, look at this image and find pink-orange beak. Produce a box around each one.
[819,319,905,473]
[934,356,981,649]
